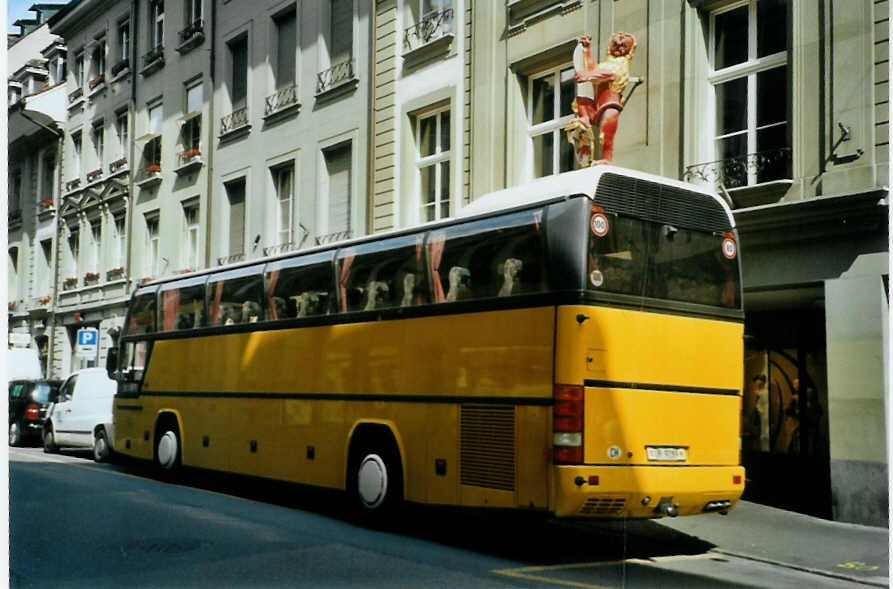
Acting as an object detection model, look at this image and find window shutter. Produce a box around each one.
[276,12,296,87]
[325,144,351,234]
[227,180,246,256]
[330,0,352,64]
[231,37,248,106]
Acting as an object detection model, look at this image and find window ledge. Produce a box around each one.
[263,100,301,123]
[135,171,163,187]
[507,0,582,36]
[219,123,251,142]
[174,156,204,175]
[140,57,165,77]
[176,31,205,54]
[314,76,359,103]
[402,32,454,61]
[109,67,131,84]
[67,95,85,111]
[727,179,793,209]
[87,81,106,99]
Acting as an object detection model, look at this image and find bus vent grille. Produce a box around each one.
[579,497,626,515]
[460,404,516,491]
[596,172,732,233]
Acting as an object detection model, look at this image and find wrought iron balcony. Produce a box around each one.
[683,147,792,191]
[263,242,300,256]
[315,230,352,246]
[316,59,355,95]
[264,84,299,117]
[220,106,249,136]
[404,8,454,53]
[217,253,245,266]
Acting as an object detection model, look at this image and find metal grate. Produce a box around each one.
[595,173,732,233]
[578,497,626,515]
[460,405,516,491]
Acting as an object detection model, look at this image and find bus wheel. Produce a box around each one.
[43,424,58,454]
[348,441,403,523]
[93,428,112,463]
[155,420,181,473]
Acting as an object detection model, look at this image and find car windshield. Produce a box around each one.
[32,382,53,403]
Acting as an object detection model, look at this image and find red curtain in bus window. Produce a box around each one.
[428,231,445,303]
[339,254,354,312]
[414,235,425,304]
[209,281,224,325]
[266,269,280,319]
[161,289,181,331]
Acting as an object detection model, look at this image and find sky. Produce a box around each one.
[7,0,40,33]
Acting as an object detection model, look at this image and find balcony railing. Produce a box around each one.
[68,87,83,104]
[220,106,249,136]
[316,59,355,95]
[683,147,792,191]
[217,253,245,266]
[264,84,299,117]
[315,230,352,246]
[65,178,82,192]
[109,157,128,174]
[263,242,300,256]
[111,59,129,77]
[404,8,454,53]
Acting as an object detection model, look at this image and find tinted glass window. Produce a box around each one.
[265,253,334,320]
[208,267,264,326]
[127,290,157,335]
[430,209,547,302]
[588,213,740,309]
[32,382,52,403]
[161,283,206,331]
[10,384,25,399]
[338,234,427,312]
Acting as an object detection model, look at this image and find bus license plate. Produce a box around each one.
[646,446,686,461]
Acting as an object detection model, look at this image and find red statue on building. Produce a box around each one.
[565,32,638,166]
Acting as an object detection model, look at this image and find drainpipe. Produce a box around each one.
[204,0,216,267]
[125,0,138,290]
[367,3,376,236]
[48,130,65,378]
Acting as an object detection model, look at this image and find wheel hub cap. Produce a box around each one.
[157,431,178,469]
[357,454,387,509]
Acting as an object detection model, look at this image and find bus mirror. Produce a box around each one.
[106,348,119,380]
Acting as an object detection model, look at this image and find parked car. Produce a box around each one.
[9,379,61,446]
[43,368,117,462]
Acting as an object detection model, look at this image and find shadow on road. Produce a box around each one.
[111,459,715,566]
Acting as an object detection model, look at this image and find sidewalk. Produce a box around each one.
[655,500,889,586]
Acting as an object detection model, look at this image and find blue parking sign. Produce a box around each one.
[76,328,99,358]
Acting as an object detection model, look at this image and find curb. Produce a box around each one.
[712,549,889,588]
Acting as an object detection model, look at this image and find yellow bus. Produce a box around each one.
[109,165,744,519]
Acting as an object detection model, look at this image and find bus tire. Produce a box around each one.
[348,437,403,524]
[93,428,112,463]
[154,417,181,474]
[43,424,58,454]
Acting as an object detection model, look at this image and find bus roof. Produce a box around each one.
[458,165,735,228]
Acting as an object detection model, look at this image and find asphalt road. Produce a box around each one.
[8,447,869,588]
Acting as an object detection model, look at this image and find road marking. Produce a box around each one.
[492,554,716,589]
[836,561,880,572]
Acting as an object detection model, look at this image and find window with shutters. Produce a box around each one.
[229,36,248,108]
[275,9,296,89]
[225,178,246,261]
[322,142,352,242]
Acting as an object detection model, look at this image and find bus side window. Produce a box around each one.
[208,270,265,326]
[266,257,334,321]
[161,283,205,331]
[340,234,426,313]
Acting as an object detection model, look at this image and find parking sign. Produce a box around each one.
[76,328,99,359]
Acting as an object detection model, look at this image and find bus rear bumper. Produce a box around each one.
[551,464,745,518]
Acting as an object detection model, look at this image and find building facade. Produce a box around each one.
[7,5,67,377]
[468,0,888,526]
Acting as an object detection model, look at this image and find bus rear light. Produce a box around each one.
[733,475,742,485]
[554,447,583,464]
[25,404,40,421]
[553,384,584,464]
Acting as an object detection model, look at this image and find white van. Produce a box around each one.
[43,367,117,463]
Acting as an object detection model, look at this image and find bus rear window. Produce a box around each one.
[339,234,427,312]
[265,253,334,320]
[208,267,264,326]
[588,214,740,309]
[126,290,157,335]
[430,209,547,302]
[161,283,206,331]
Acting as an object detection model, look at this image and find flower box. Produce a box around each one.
[145,164,161,173]
[110,157,128,173]
[64,277,78,284]
[139,277,154,285]
[85,271,100,280]
[89,76,105,90]
[87,168,103,182]
[40,199,55,209]
[8,301,15,310]
[38,296,51,305]
[107,266,125,276]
